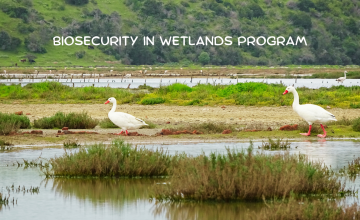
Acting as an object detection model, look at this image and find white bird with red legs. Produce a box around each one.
[283,86,337,138]
[105,97,148,135]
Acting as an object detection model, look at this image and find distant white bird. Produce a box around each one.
[144,70,147,74]
[110,70,113,72]
[125,74,131,78]
[336,71,347,83]
[4,70,6,74]
[50,70,52,74]
[164,70,168,74]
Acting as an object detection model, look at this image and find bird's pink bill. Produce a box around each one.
[283,90,288,95]
[104,100,110,104]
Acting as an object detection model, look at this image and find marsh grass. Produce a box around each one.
[0,140,13,151]
[0,112,31,135]
[251,197,360,220]
[99,118,157,129]
[1,82,360,108]
[298,122,322,134]
[34,111,98,129]
[63,140,81,148]
[339,157,360,177]
[99,118,118,128]
[153,145,343,202]
[47,139,177,177]
[170,122,234,134]
[260,138,291,150]
[353,117,360,132]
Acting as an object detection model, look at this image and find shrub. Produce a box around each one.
[99,118,118,128]
[198,52,210,65]
[47,139,176,177]
[75,51,85,59]
[0,112,31,135]
[140,97,165,105]
[353,117,360,132]
[33,111,98,129]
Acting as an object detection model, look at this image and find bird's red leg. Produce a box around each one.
[300,125,312,136]
[125,130,129,135]
[317,124,327,138]
[115,131,124,135]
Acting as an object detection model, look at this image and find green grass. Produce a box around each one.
[305,71,360,79]
[33,111,98,129]
[352,117,360,132]
[99,118,157,129]
[1,82,360,108]
[0,112,30,135]
[46,139,177,177]
[63,140,81,148]
[259,138,291,150]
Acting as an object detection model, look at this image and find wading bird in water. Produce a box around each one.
[283,86,336,138]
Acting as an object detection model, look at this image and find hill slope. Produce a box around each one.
[0,0,360,67]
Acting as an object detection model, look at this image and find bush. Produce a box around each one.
[140,97,165,105]
[99,118,118,128]
[47,139,176,177]
[198,52,210,65]
[353,117,360,132]
[33,111,98,129]
[75,51,85,59]
[0,112,31,135]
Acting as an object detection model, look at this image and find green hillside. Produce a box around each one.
[0,0,359,67]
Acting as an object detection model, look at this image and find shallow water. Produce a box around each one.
[1,140,360,219]
[0,77,359,89]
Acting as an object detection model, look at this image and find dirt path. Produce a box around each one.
[1,104,359,127]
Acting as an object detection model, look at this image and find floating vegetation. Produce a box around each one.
[63,140,81,148]
[259,138,291,150]
[1,184,40,210]
[13,154,49,169]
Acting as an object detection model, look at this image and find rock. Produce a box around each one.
[327,106,331,109]
[15,111,23,115]
[279,124,298,131]
[31,130,43,134]
[62,127,69,130]
[26,113,31,115]
[222,129,232,134]
[221,106,226,108]
[166,121,170,124]
[58,130,62,134]
[267,127,272,131]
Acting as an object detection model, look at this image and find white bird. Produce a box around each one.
[104,97,148,135]
[4,70,6,74]
[125,74,131,78]
[336,71,347,83]
[283,86,336,138]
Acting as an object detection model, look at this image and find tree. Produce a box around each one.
[65,0,89,6]
[198,52,210,65]
[298,0,315,12]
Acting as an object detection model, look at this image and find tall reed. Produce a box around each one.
[48,139,177,177]
[153,146,343,201]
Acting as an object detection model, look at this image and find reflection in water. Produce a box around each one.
[152,202,264,220]
[51,178,158,207]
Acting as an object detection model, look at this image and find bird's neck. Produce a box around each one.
[110,101,117,112]
[291,90,300,109]
[344,72,346,78]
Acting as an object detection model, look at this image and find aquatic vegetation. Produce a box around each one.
[259,138,291,150]
[0,140,13,151]
[339,157,360,177]
[47,139,177,177]
[0,112,31,135]
[153,145,343,202]
[33,111,98,129]
[353,117,360,132]
[140,97,166,105]
[63,140,81,148]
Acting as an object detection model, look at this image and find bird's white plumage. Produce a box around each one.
[106,97,147,131]
[336,71,347,83]
[285,86,337,125]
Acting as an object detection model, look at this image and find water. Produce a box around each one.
[0,77,359,89]
[1,140,360,219]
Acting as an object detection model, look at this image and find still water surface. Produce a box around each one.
[1,140,360,219]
